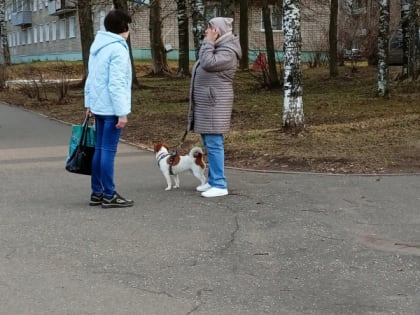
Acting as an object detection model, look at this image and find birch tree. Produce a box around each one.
[0,0,11,65]
[378,0,390,97]
[176,0,190,76]
[283,0,304,129]
[190,0,206,60]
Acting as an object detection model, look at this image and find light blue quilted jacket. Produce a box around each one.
[85,31,132,117]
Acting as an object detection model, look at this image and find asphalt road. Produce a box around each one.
[1,102,420,315]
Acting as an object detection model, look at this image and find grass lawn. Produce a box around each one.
[1,61,419,174]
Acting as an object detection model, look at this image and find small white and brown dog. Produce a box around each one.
[154,143,206,191]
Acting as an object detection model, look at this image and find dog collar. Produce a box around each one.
[157,151,177,176]
[157,152,169,165]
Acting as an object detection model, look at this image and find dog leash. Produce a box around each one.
[167,130,188,176]
[176,130,188,151]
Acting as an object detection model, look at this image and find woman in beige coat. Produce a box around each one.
[187,17,242,198]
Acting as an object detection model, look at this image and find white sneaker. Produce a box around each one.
[196,183,211,192]
[201,187,228,198]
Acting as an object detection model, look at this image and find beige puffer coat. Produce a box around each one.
[187,34,242,134]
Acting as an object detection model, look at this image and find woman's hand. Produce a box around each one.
[205,27,219,42]
[116,116,128,129]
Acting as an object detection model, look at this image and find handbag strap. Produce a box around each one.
[80,115,90,146]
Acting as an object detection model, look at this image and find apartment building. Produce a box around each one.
[4,0,330,64]
[7,0,80,63]
[340,0,402,60]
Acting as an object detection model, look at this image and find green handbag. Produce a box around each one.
[65,115,95,175]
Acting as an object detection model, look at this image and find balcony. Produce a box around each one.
[48,0,77,16]
[11,11,32,26]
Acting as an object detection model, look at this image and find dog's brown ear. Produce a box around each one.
[153,143,162,152]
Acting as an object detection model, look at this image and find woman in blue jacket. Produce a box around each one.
[85,9,133,208]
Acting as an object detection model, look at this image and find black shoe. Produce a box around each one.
[89,193,103,206]
[102,192,134,208]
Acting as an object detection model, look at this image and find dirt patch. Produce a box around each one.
[1,62,420,174]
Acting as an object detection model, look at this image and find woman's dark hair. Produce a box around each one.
[104,10,132,34]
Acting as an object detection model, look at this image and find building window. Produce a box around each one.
[7,34,11,47]
[27,27,32,44]
[33,0,37,11]
[59,19,66,39]
[353,0,367,9]
[390,30,403,49]
[134,0,150,5]
[261,5,282,32]
[21,29,26,45]
[8,33,13,47]
[52,21,57,40]
[39,24,43,42]
[351,0,367,14]
[45,23,49,41]
[205,6,220,22]
[13,0,31,12]
[69,16,76,38]
[33,26,37,43]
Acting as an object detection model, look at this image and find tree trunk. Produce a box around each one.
[77,0,94,84]
[262,0,280,88]
[282,0,304,130]
[329,0,338,77]
[239,0,249,70]
[149,0,168,75]
[401,0,410,79]
[176,0,190,76]
[189,0,206,60]
[0,0,11,65]
[378,0,390,97]
[113,0,140,87]
[408,0,419,79]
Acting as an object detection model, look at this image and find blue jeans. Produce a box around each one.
[91,115,121,199]
[201,134,227,189]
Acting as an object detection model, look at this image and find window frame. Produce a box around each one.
[260,4,283,32]
[59,19,66,40]
[69,16,76,38]
[33,26,38,43]
[51,21,57,41]
[44,23,50,42]
[39,23,43,42]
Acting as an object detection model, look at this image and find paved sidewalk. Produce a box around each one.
[1,102,420,315]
